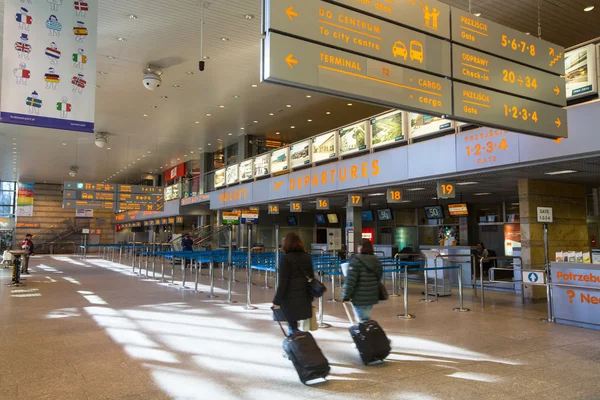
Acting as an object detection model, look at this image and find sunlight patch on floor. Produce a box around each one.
[448,372,503,383]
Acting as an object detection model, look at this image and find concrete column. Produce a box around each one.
[519,179,589,299]
[346,205,362,254]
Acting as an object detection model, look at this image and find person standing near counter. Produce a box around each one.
[20,234,34,275]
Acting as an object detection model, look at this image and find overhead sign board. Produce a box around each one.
[327,0,451,39]
[348,194,363,207]
[63,200,114,210]
[241,210,259,224]
[268,204,280,215]
[450,8,565,75]
[265,0,452,77]
[64,182,115,192]
[386,188,403,204]
[117,193,164,204]
[436,182,456,199]
[537,207,553,223]
[316,198,330,210]
[222,212,240,225]
[65,191,116,202]
[452,44,566,106]
[117,203,163,212]
[290,201,302,212]
[263,32,453,116]
[453,82,568,139]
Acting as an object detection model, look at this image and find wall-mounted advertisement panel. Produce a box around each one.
[565,44,598,100]
[226,164,238,185]
[164,184,180,202]
[410,113,454,139]
[214,168,226,189]
[371,110,405,148]
[312,131,336,162]
[339,121,368,156]
[270,147,289,173]
[254,154,270,178]
[290,140,310,168]
[239,159,253,182]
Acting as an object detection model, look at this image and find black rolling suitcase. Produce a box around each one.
[343,302,391,365]
[273,309,330,384]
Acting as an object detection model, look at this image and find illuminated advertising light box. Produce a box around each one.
[370,110,405,148]
[290,140,311,168]
[270,147,289,173]
[312,131,337,162]
[448,203,469,217]
[254,154,270,178]
[339,121,369,156]
[214,168,226,188]
[410,113,454,139]
[165,186,173,201]
[239,159,253,181]
[565,44,598,100]
[226,164,239,185]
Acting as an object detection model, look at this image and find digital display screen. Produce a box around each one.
[327,214,339,224]
[425,206,444,219]
[448,203,469,217]
[315,214,326,225]
[362,210,374,222]
[287,216,297,226]
[377,209,393,221]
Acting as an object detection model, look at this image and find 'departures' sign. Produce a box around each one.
[1,0,97,132]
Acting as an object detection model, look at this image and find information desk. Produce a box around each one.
[419,246,474,287]
[551,262,600,331]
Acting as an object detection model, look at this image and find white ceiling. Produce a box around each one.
[0,0,598,184]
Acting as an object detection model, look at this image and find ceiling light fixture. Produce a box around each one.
[173,84,180,88]
[98,71,108,75]
[245,14,254,19]
[368,193,385,197]
[286,104,292,108]
[545,170,578,175]
[474,192,492,196]
[62,142,67,146]
[473,12,481,16]
[326,111,331,115]
[240,127,245,130]
[151,105,158,109]
[208,143,212,146]
[186,71,194,75]
[107,147,111,150]
[306,95,312,98]
[195,121,200,124]
[107,55,115,60]
[221,37,230,41]
[143,114,148,117]
[190,151,194,154]
[584,5,595,11]
[251,84,258,88]
[307,119,312,122]
[128,14,138,19]
[291,126,295,129]
[407,188,425,191]
[347,103,353,106]
[219,105,225,108]
[161,96,168,99]
[203,55,210,60]
[456,181,479,186]
[117,37,126,41]
[206,113,212,117]
[228,133,233,136]
[269,113,274,116]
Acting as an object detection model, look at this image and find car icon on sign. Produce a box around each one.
[392,41,408,60]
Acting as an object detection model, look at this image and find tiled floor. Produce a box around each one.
[1,255,600,400]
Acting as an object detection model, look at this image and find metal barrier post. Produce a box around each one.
[220,261,225,281]
[119,245,123,264]
[132,233,136,273]
[433,258,439,298]
[398,267,415,319]
[193,258,201,293]
[317,271,331,328]
[145,246,150,278]
[391,256,400,297]
[453,266,470,312]
[543,224,554,322]
[327,272,339,302]
[480,258,485,308]
[170,256,176,285]
[207,260,218,298]
[180,257,190,290]
[275,225,280,291]
[83,234,87,259]
[227,226,236,303]
[244,225,257,310]
[420,266,434,303]
[160,254,167,283]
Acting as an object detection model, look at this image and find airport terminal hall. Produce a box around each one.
[3,0,600,399]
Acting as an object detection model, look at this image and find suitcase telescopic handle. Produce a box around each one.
[272,307,289,338]
[342,301,356,325]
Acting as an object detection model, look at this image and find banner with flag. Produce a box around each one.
[1,0,97,132]
[16,183,34,217]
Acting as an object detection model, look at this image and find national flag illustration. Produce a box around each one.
[45,46,61,59]
[15,12,32,25]
[45,73,60,83]
[15,42,31,53]
[56,102,72,112]
[73,25,88,36]
[26,97,42,108]
[71,75,87,88]
[74,1,89,11]
[18,69,31,79]
[72,53,87,63]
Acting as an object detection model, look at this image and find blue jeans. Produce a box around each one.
[352,305,373,323]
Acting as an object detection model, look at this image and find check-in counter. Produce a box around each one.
[373,244,398,258]
[551,262,600,331]
[419,245,474,287]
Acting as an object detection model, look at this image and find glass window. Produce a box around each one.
[0,191,14,205]
[0,206,13,215]
[1,182,15,191]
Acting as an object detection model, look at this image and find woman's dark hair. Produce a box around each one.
[359,239,374,255]
[282,232,304,253]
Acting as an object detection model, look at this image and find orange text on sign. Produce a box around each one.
[288,160,380,191]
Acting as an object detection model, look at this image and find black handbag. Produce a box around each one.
[378,281,389,301]
[307,276,327,298]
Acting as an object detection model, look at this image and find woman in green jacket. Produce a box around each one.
[342,239,383,322]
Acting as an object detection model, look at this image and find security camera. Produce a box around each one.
[142,65,163,91]
[69,166,79,178]
[95,132,108,148]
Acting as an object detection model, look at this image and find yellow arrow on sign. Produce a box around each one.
[285,54,298,68]
[549,47,555,57]
[274,181,284,191]
[286,6,298,20]
[554,86,560,95]
[555,118,562,128]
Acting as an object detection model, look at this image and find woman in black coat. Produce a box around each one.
[273,232,314,335]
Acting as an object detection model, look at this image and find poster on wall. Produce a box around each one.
[226,164,238,185]
[290,140,310,168]
[239,159,253,181]
[504,224,521,257]
[75,208,93,218]
[214,168,226,188]
[565,44,598,100]
[270,147,289,173]
[254,154,270,177]
[1,0,97,132]
[410,113,454,139]
[312,131,336,162]
[339,122,368,156]
[16,182,34,216]
[371,110,404,148]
